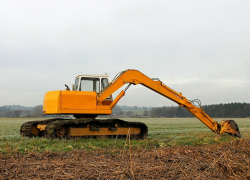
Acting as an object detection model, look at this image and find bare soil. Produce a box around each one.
[0,139,250,180]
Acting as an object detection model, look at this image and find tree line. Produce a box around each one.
[149,102,250,118]
[0,105,44,118]
[1,102,249,118]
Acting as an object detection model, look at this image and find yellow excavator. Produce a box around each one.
[20,70,241,138]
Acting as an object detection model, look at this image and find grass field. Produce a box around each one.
[0,117,249,153]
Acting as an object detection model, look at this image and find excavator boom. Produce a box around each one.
[97,70,241,137]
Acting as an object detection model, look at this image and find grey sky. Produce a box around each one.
[0,0,249,107]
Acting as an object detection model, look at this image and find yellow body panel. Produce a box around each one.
[43,91,61,113]
[43,91,112,115]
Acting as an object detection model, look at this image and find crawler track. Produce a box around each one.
[20,118,60,137]
[20,119,148,139]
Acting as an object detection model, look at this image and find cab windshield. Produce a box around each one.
[80,77,100,92]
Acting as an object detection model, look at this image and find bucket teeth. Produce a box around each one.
[234,132,241,138]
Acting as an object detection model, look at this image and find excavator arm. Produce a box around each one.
[97,69,241,138]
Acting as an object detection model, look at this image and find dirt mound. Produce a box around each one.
[1,139,250,179]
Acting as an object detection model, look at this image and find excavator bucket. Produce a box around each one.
[220,120,241,138]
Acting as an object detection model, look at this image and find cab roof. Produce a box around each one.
[75,74,109,79]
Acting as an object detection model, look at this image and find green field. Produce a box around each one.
[0,118,249,154]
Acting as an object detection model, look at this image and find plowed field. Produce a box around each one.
[1,139,249,179]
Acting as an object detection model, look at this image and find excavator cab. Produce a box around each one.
[73,74,113,103]
[43,74,114,116]
[74,74,109,92]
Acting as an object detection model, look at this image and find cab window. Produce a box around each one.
[101,78,109,91]
[80,77,100,92]
[74,78,79,91]
[101,78,111,98]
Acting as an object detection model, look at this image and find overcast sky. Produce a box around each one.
[0,0,249,107]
